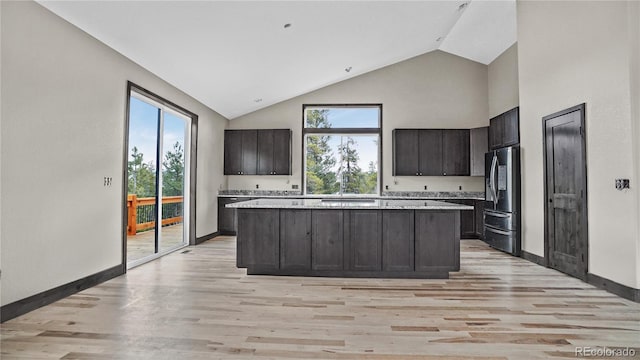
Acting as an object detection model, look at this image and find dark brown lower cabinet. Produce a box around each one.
[347,210,382,271]
[447,199,475,238]
[474,200,485,239]
[218,197,255,235]
[382,210,414,272]
[311,210,344,271]
[280,210,311,270]
[415,211,460,272]
[237,209,279,270]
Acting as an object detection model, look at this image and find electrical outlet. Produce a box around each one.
[459,185,462,190]
[103,177,112,187]
[292,184,299,190]
[615,179,630,190]
[255,184,259,189]
[385,185,389,190]
[424,185,427,190]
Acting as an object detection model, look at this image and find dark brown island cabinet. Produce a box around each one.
[392,129,470,176]
[489,107,519,150]
[235,207,462,279]
[224,129,291,175]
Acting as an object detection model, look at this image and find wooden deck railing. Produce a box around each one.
[127,195,183,235]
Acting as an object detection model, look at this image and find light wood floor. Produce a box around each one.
[126,223,185,263]
[2,238,639,359]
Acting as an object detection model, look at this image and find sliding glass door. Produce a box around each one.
[126,90,190,267]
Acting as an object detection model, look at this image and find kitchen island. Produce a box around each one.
[227,199,473,279]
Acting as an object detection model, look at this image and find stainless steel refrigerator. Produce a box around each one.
[484,146,521,255]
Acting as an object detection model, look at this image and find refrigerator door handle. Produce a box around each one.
[490,155,498,208]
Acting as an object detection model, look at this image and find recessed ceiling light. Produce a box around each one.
[284,23,291,29]
[345,66,352,73]
[254,98,262,103]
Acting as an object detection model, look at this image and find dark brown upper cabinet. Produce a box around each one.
[257,129,291,175]
[393,129,469,176]
[224,130,257,175]
[419,130,443,176]
[442,129,470,176]
[470,126,489,176]
[489,107,519,150]
[224,129,291,175]
[392,129,419,175]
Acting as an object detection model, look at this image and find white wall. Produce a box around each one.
[629,1,640,289]
[488,43,519,118]
[0,1,227,306]
[517,0,639,288]
[0,0,3,295]
[228,50,489,193]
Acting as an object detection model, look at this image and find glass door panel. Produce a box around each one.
[126,90,191,268]
[159,111,188,253]
[127,96,160,263]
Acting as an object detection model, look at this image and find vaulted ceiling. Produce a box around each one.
[37,1,516,119]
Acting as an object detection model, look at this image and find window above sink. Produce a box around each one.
[303,105,382,197]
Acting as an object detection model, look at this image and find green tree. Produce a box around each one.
[305,110,339,194]
[162,142,184,196]
[361,160,378,194]
[337,137,364,194]
[128,146,156,197]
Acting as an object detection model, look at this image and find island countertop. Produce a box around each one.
[226,198,473,210]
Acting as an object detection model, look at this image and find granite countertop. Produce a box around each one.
[225,198,474,210]
[218,190,484,200]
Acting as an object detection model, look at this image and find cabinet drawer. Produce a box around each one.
[484,209,515,231]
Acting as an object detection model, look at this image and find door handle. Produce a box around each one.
[490,155,498,207]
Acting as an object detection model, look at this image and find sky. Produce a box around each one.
[128,96,186,169]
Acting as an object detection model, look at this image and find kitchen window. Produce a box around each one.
[303,105,382,196]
